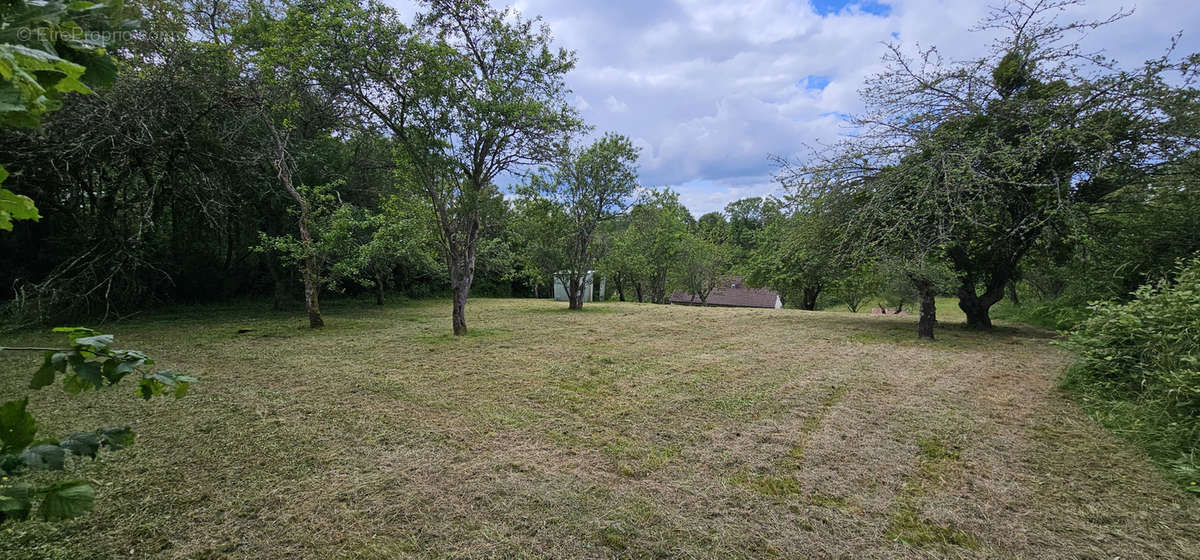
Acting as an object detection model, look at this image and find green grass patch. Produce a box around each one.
[885,508,981,550]
[733,472,804,497]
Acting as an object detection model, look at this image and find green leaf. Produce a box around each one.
[0,483,34,521]
[62,373,92,395]
[59,432,101,458]
[0,187,40,231]
[98,427,133,451]
[20,444,65,470]
[30,351,67,390]
[67,353,104,390]
[39,480,94,521]
[139,370,198,400]
[73,334,113,353]
[0,399,37,454]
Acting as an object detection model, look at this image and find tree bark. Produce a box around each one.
[1007,280,1020,306]
[268,122,323,329]
[375,271,385,305]
[917,280,936,340]
[957,280,1005,330]
[801,286,821,311]
[451,281,469,335]
[567,272,584,310]
[634,282,644,303]
[449,249,476,335]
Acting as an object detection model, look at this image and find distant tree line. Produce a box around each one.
[2,0,1198,343]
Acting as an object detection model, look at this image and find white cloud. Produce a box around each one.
[604,95,629,113]
[388,0,1200,215]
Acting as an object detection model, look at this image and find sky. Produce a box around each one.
[388,0,1200,216]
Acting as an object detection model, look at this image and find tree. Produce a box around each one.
[676,235,729,305]
[596,215,649,302]
[831,262,882,313]
[509,196,570,298]
[745,201,835,311]
[276,0,584,334]
[724,197,780,270]
[781,0,1187,330]
[527,133,639,309]
[625,189,692,304]
[696,211,728,244]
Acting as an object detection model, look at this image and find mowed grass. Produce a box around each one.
[1,298,1197,559]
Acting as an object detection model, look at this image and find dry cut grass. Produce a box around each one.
[1,298,1197,559]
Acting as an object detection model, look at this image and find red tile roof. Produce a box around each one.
[669,277,780,308]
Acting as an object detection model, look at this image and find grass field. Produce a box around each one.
[1,298,1197,559]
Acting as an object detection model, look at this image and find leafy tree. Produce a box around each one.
[508,196,570,298]
[675,234,729,305]
[745,201,835,310]
[831,262,882,313]
[781,0,1190,330]
[626,189,692,304]
[275,0,584,334]
[596,215,649,302]
[695,211,728,244]
[525,133,639,309]
[724,197,781,270]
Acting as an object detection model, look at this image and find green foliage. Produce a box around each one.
[0,0,128,230]
[674,234,729,304]
[1061,258,1200,490]
[520,132,640,306]
[0,328,194,522]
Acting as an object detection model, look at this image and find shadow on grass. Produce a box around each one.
[417,327,511,344]
[521,302,623,314]
[811,313,1057,349]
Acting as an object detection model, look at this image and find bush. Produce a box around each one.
[1060,258,1200,493]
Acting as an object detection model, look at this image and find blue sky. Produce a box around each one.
[389,0,1200,215]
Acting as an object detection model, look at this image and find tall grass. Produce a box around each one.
[1058,258,1200,493]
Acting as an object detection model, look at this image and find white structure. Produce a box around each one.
[553,271,605,302]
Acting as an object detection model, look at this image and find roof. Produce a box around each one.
[669,277,780,309]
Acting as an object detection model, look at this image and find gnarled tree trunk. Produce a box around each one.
[268,123,323,329]
[957,281,1004,330]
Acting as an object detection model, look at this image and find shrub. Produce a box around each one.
[1060,258,1200,492]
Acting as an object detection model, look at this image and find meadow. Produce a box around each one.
[1,298,1196,559]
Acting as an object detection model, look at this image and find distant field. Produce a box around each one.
[1,298,1196,559]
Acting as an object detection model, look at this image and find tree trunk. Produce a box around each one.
[533,283,539,299]
[917,280,936,340]
[267,122,323,329]
[635,282,644,303]
[615,277,625,302]
[957,281,1004,330]
[375,272,385,305]
[567,273,584,310]
[302,259,324,329]
[1007,280,1020,306]
[801,286,820,311]
[452,281,469,335]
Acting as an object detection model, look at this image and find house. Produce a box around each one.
[669,276,782,309]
